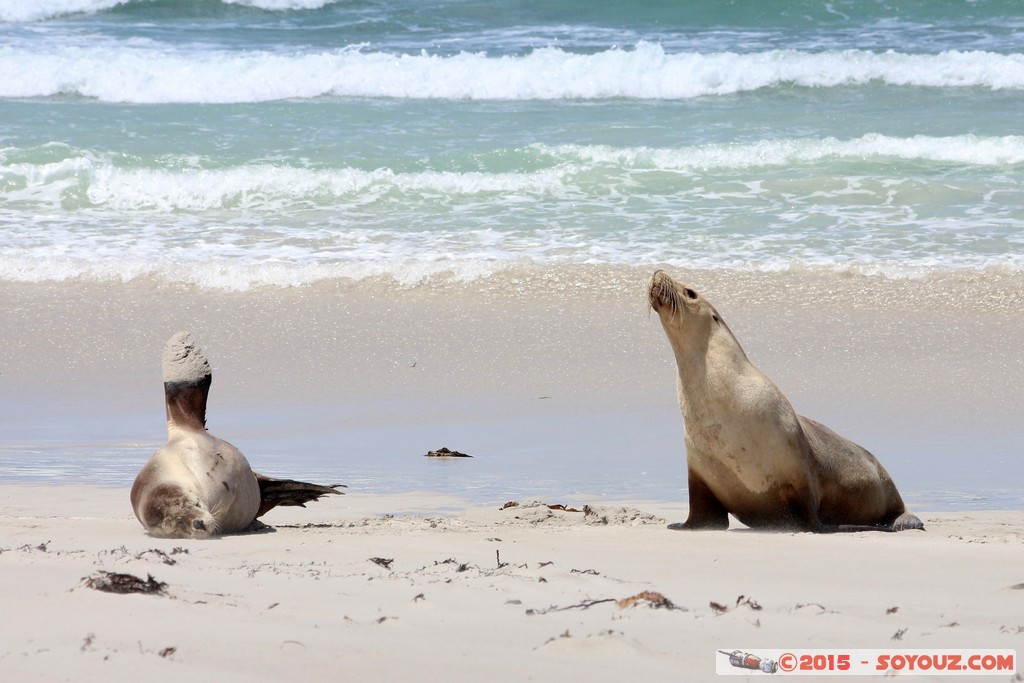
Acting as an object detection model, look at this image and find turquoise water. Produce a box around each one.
[2,0,1023,288]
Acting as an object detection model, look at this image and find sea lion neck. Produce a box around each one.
[164,376,211,431]
[161,331,212,431]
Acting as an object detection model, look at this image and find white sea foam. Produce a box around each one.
[4,135,1022,213]
[2,43,1023,103]
[0,0,341,22]
[0,0,129,23]
[540,134,1024,169]
[0,254,515,289]
[222,0,344,9]
[80,165,567,211]
[2,246,1021,292]
[3,132,1022,289]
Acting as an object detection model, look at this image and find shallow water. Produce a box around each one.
[2,387,1021,513]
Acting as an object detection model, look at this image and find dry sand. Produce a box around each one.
[1,485,1022,682]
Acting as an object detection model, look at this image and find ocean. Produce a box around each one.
[1,0,1022,510]
[2,0,1023,287]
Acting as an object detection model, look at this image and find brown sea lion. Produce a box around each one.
[130,332,343,539]
[648,270,923,533]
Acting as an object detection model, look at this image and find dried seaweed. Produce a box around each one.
[499,500,581,512]
[794,602,833,614]
[136,547,189,566]
[616,591,683,611]
[530,591,686,616]
[435,558,472,572]
[526,599,616,616]
[710,595,762,615]
[425,447,473,458]
[736,595,762,611]
[82,571,167,596]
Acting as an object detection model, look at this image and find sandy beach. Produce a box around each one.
[1,267,1023,680]
[1,485,1022,681]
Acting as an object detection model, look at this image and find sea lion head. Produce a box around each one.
[134,481,220,539]
[648,270,722,328]
[648,270,734,363]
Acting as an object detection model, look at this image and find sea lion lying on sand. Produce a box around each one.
[131,332,343,539]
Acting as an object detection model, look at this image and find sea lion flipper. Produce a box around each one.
[254,474,346,518]
[891,512,925,531]
[669,469,730,531]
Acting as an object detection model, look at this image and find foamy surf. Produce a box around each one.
[0,0,344,22]
[5,134,1024,209]
[3,128,1022,290]
[2,253,1022,292]
[0,0,129,23]
[2,43,1023,103]
[539,134,1024,170]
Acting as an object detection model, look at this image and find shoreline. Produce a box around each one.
[2,266,1022,509]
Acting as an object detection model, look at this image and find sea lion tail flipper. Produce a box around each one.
[254,474,346,518]
[823,513,926,533]
[891,511,925,531]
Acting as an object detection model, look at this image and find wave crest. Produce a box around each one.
[4,134,1022,213]
[2,43,1023,103]
[0,0,344,23]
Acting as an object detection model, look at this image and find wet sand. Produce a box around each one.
[1,266,1022,506]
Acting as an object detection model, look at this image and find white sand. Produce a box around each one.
[161,331,211,384]
[1,485,1022,681]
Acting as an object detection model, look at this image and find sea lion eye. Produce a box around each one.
[684,288,697,300]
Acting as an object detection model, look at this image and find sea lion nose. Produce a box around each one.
[193,519,206,531]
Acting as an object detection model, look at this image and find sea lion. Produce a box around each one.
[648,270,923,533]
[130,331,344,539]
